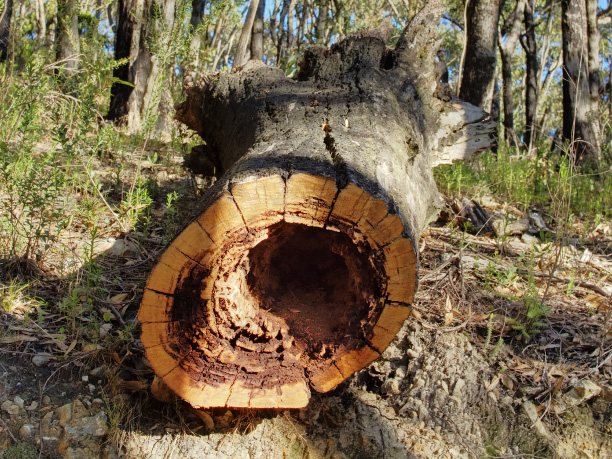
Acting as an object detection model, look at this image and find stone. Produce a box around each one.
[2,400,20,415]
[492,218,529,237]
[529,212,548,231]
[57,403,73,426]
[18,424,35,440]
[32,354,51,367]
[381,379,401,395]
[64,412,108,439]
[13,396,24,409]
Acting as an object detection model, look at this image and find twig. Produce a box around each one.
[0,418,18,443]
[520,269,611,301]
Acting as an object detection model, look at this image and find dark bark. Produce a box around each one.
[250,0,265,61]
[277,0,290,62]
[561,0,600,166]
[56,0,80,73]
[498,0,526,143]
[107,0,141,122]
[188,0,207,71]
[522,0,538,149]
[459,0,501,113]
[0,0,13,62]
[107,0,177,133]
[586,0,600,143]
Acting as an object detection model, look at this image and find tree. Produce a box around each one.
[250,0,265,61]
[189,0,207,71]
[561,0,600,166]
[234,0,259,67]
[498,0,527,143]
[140,1,496,409]
[522,0,538,150]
[0,0,13,63]
[107,0,177,133]
[56,0,80,73]
[459,0,501,113]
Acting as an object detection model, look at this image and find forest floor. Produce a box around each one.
[1,148,612,459]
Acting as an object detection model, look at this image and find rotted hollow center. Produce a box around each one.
[247,222,377,356]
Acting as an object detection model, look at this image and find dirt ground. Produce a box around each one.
[1,152,612,458]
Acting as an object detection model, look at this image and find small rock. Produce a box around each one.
[25,400,38,411]
[82,375,89,382]
[88,384,96,394]
[19,423,36,440]
[64,412,108,439]
[381,379,401,395]
[89,366,105,377]
[522,401,552,441]
[529,212,548,231]
[1,400,20,415]
[32,354,51,366]
[57,403,73,427]
[521,233,535,245]
[42,395,51,406]
[13,395,24,409]
[492,218,529,237]
[99,323,113,337]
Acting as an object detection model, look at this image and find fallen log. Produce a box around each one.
[138,1,496,409]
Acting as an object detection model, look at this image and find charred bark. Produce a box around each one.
[139,1,496,409]
[522,0,538,149]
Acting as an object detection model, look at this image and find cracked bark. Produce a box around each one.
[138,1,496,409]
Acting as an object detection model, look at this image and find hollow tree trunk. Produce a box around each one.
[138,1,496,409]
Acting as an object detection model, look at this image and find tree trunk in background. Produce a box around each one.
[142,1,495,410]
[107,0,177,134]
[522,0,538,150]
[277,0,290,62]
[234,0,259,67]
[189,0,207,71]
[107,0,142,122]
[316,0,328,43]
[36,0,46,43]
[561,0,600,167]
[56,0,80,73]
[498,0,526,144]
[585,0,600,150]
[250,0,265,61]
[459,0,501,113]
[0,0,13,62]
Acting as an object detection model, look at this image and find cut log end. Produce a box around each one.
[139,172,417,409]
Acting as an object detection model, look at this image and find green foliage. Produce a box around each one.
[435,140,612,219]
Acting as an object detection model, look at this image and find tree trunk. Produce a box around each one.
[498,0,526,143]
[36,0,46,44]
[316,0,328,43]
[0,0,13,63]
[250,0,265,61]
[522,0,538,150]
[585,0,600,152]
[458,0,501,113]
[56,0,80,74]
[561,0,600,166]
[138,1,496,409]
[189,0,207,71]
[107,0,176,134]
[234,0,259,67]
